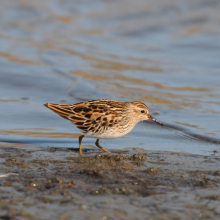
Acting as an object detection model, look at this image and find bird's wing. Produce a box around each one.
[44,100,123,134]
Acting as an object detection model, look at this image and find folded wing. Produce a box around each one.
[44,101,121,134]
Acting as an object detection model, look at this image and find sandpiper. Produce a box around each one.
[44,99,163,154]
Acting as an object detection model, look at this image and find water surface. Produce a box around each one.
[0,0,220,155]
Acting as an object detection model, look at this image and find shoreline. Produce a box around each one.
[0,145,220,220]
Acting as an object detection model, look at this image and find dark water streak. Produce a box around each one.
[160,123,220,145]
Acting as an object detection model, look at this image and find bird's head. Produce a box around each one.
[127,101,163,126]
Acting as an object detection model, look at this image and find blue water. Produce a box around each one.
[0,0,220,155]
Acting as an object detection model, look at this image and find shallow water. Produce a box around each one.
[0,0,220,155]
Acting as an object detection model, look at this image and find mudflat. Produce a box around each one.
[0,145,220,220]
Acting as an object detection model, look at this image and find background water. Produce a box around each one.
[0,0,220,155]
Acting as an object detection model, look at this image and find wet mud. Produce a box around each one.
[0,145,220,220]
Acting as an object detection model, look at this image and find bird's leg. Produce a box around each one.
[78,135,84,154]
[95,139,111,153]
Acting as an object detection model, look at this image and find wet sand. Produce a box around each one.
[0,1,220,219]
[0,145,220,220]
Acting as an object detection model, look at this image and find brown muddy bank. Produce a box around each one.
[0,145,220,220]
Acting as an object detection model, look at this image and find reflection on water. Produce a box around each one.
[0,0,220,155]
[0,52,37,64]
[0,129,79,139]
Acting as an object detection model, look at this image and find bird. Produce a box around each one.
[43,99,163,154]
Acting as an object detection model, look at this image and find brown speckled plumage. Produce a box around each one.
[44,99,163,154]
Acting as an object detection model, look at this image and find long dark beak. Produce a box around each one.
[149,115,163,126]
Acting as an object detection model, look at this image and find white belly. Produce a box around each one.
[83,124,135,139]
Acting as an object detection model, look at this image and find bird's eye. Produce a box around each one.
[141,110,145,114]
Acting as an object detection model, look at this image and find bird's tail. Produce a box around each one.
[43,103,73,121]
